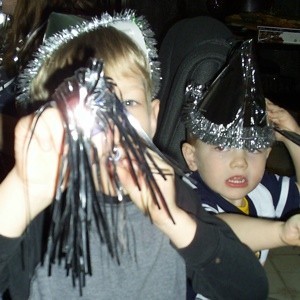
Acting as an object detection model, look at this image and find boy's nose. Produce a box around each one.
[230,150,248,169]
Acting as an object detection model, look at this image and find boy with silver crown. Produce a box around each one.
[182,39,300,267]
[0,11,299,300]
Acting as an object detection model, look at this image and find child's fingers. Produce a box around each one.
[115,156,149,212]
[15,108,64,155]
[13,109,65,212]
[114,148,175,214]
[33,108,64,152]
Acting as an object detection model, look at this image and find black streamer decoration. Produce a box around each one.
[31,58,181,295]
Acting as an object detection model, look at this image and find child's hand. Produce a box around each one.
[0,108,64,237]
[115,148,178,225]
[115,148,197,248]
[266,99,300,143]
[280,214,300,247]
[14,108,64,216]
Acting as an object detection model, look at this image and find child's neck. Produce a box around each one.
[228,197,247,208]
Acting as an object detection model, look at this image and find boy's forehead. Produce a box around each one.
[108,72,145,88]
[107,69,150,97]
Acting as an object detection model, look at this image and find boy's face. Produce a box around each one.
[182,139,271,203]
[90,72,160,195]
[112,73,159,139]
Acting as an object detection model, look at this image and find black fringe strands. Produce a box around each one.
[30,59,177,295]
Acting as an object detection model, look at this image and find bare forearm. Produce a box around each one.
[154,207,197,249]
[217,213,286,251]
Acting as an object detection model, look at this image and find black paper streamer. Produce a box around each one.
[30,58,179,295]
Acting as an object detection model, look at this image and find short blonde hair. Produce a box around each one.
[30,26,152,102]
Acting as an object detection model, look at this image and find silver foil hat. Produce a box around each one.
[182,39,275,151]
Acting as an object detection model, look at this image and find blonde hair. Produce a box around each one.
[30,26,152,102]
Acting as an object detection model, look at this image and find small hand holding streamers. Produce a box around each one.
[31,59,178,295]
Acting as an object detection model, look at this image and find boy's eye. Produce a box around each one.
[122,99,138,107]
[214,146,229,152]
[248,148,263,154]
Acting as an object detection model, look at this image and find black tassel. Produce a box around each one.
[29,58,182,295]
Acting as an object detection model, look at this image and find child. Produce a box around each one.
[0,11,299,300]
[181,39,300,265]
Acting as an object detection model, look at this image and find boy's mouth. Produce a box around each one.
[225,176,248,188]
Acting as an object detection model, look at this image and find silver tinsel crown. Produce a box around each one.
[17,10,161,105]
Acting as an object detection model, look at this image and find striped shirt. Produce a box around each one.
[187,171,300,264]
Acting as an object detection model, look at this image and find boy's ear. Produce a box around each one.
[182,142,198,171]
[150,98,160,134]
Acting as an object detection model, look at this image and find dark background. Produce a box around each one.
[130,0,300,112]
[112,0,300,44]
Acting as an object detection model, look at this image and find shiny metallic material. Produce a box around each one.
[17,10,161,106]
[182,39,275,151]
[29,59,175,295]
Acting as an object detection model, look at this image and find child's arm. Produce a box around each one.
[218,213,300,251]
[116,143,300,252]
[0,108,64,237]
[118,146,300,261]
[266,99,300,190]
